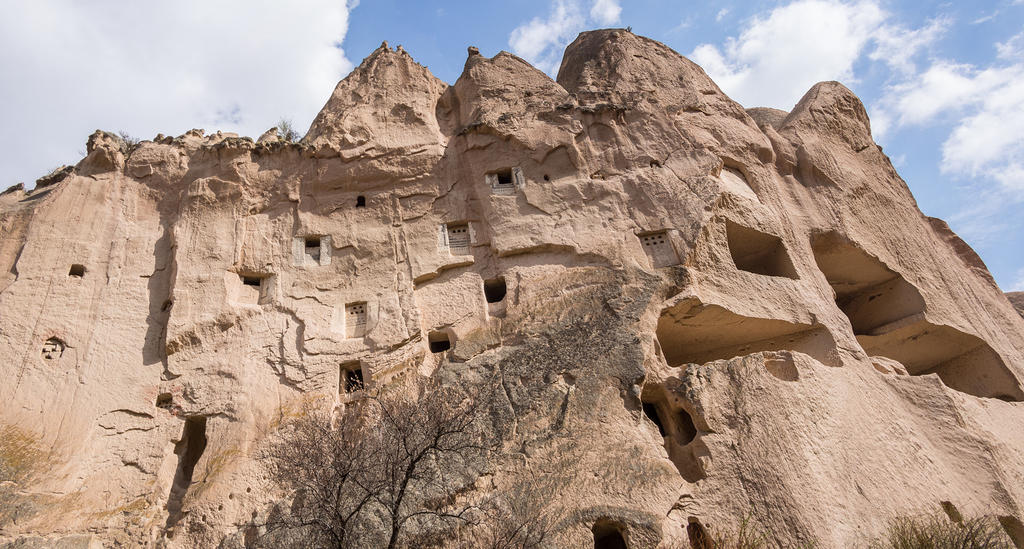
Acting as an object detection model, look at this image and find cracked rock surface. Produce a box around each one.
[1,29,1023,548]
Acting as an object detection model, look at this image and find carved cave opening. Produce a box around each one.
[238,273,269,306]
[484,276,507,303]
[656,298,835,368]
[643,401,697,446]
[488,167,519,195]
[592,520,628,549]
[428,331,451,353]
[356,195,366,208]
[166,416,208,529]
[68,264,86,277]
[687,521,710,549]
[641,387,703,482]
[641,402,666,436]
[496,169,513,186]
[304,236,321,263]
[811,234,1024,401]
[340,361,364,393]
[725,220,798,279]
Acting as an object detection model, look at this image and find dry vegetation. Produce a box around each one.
[868,513,1014,549]
[276,119,299,142]
[255,376,554,548]
[685,510,1017,549]
[253,377,1019,549]
[686,515,816,549]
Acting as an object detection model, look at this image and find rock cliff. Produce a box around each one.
[1009,292,1024,319]
[1,29,1023,548]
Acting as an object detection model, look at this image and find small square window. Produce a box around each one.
[69,264,86,277]
[237,273,270,305]
[638,230,680,268]
[304,236,321,263]
[497,170,513,186]
[345,302,367,338]
[446,223,470,255]
[340,362,364,393]
[488,168,519,195]
[295,235,330,267]
[428,331,451,353]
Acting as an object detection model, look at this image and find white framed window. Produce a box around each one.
[345,302,368,338]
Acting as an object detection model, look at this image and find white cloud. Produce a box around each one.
[972,11,999,25]
[509,0,585,75]
[881,62,988,126]
[870,16,951,76]
[867,30,1024,271]
[997,31,1024,60]
[940,68,1024,186]
[0,1,355,188]
[668,18,693,34]
[715,8,731,22]
[867,107,893,140]
[874,57,1024,197]
[508,0,622,76]
[689,0,887,109]
[590,0,622,26]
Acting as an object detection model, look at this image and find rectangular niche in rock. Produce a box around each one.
[428,331,451,353]
[345,302,368,339]
[236,273,271,305]
[725,220,798,279]
[339,361,365,394]
[444,223,471,256]
[638,230,680,268]
[484,276,507,303]
[292,235,332,267]
[486,167,524,195]
[68,264,86,278]
[304,236,321,263]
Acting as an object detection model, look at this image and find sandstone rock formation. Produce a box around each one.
[1009,292,1024,319]
[2,29,1024,548]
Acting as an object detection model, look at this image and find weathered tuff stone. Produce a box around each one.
[1009,292,1024,319]
[1,29,1024,548]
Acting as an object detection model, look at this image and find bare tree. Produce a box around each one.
[117,131,141,150]
[461,471,561,549]
[276,119,299,142]
[259,378,497,548]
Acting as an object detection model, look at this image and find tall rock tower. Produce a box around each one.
[1,30,1023,548]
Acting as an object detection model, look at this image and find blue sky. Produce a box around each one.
[1,1,1022,291]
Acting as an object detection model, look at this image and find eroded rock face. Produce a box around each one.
[1009,292,1024,319]
[1,29,1023,548]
